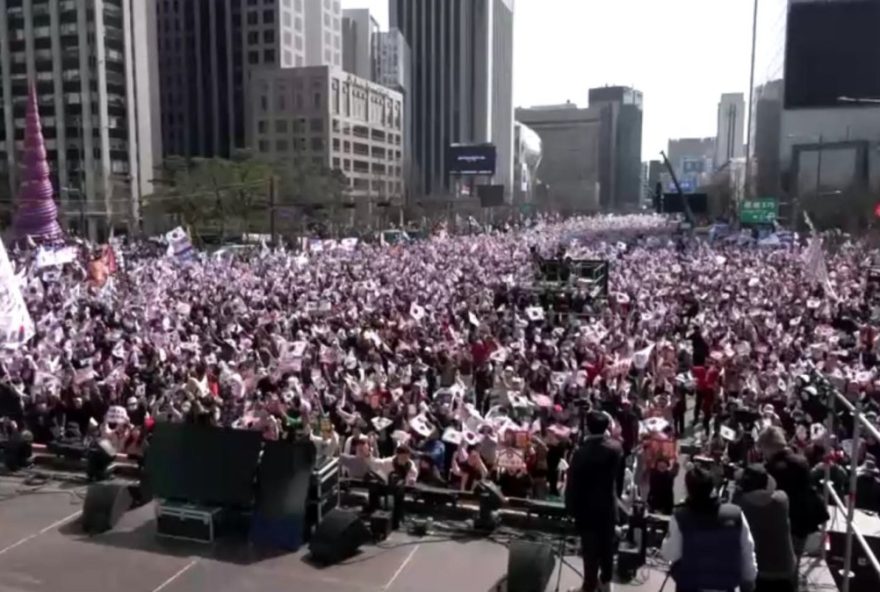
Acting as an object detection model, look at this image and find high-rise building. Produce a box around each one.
[390,0,515,201]
[714,92,745,170]
[341,8,379,81]
[157,0,341,160]
[588,86,643,211]
[247,65,404,216]
[516,103,602,213]
[0,0,161,237]
[375,29,412,200]
[304,0,342,68]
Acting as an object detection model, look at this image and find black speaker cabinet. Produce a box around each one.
[308,509,370,565]
[82,482,132,534]
[507,540,556,592]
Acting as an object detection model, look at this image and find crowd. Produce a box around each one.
[0,213,879,516]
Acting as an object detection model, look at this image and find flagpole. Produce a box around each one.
[744,0,759,202]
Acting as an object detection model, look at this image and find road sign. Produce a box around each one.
[740,198,778,224]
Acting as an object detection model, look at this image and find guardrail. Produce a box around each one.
[822,382,880,592]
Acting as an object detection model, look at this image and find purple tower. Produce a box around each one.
[11,84,63,244]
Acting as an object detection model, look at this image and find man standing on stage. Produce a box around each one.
[566,411,623,592]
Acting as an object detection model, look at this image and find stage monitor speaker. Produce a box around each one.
[828,524,880,592]
[256,440,316,517]
[309,509,370,565]
[82,482,132,534]
[507,540,556,592]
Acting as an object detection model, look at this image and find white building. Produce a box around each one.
[341,8,378,81]
[304,0,342,68]
[715,92,745,170]
[0,0,161,237]
[247,65,404,222]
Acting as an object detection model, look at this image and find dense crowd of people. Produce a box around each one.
[0,214,878,516]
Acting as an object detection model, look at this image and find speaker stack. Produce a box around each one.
[506,540,556,592]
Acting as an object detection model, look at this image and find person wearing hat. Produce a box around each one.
[662,465,757,592]
[733,464,797,592]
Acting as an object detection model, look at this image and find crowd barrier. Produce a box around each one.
[822,382,880,592]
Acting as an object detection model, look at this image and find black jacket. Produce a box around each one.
[765,448,827,538]
[565,435,623,531]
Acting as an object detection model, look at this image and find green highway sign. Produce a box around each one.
[740,198,778,224]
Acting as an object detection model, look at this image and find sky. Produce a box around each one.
[342,0,783,161]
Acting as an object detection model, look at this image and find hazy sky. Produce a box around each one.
[342,0,769,160]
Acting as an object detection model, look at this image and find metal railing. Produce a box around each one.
[822,382,880,592]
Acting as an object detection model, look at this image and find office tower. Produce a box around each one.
[342,8,379,81]
[714,92,745,169]
[247,65,404,214]
[376,29,412,200]
[666,137,715,191]
[305,0,342,67]
[390,0,515,201]
[516,103,602,213]
[588,86,643,211]
[0,0,161,237]
[157,0,341,160]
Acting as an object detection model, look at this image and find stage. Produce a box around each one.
[0,475,838,592]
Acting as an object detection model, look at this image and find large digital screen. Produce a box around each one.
[447,144,497,176]
[785,0,880,109]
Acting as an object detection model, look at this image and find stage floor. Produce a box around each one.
[0,475,838,592]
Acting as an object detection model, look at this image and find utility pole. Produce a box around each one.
[269,175,277,245]
[744,0,759,201]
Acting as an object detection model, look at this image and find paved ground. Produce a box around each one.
[0,474,837,592]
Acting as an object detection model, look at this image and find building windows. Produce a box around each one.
[313,92,321,108]
[283,50,293,65]
[276,139,289,152]
[248,51,259,64]
[248,31,259,44]
[259,140,269,152]
[295,18,303,31]
[263,9,274,23]
[275,119,288,133]
[264,49,275,62]
[263,29,275,43]
[260,95,268,111]
[283,31,292,45]
[258,120,268,133]
[310,118,323,132]
[247,11,258,25]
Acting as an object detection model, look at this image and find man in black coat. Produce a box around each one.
[566,411,624,592]
[758,427,828,563]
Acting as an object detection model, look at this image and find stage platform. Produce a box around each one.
[0,475,838,592]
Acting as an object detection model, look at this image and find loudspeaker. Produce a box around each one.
[82,482,132,534]
[507,540,556,592]
[256,440,315,517]
[86,440,115,481]
[309,509,370,565]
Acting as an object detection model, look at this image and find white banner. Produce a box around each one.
[0,240,35,348]
[35,246,78,269]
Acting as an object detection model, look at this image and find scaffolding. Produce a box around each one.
[821,378,880,592]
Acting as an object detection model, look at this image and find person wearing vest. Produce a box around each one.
[662,466,757,592]
[733,464,797,592]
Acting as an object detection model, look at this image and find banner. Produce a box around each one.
[35,246,78,269]
[0,240,35,348]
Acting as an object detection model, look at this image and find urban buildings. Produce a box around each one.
[516,103,602,213]
[588,86,643,211]
[666,137,716,191]
[341,8,378,81]
[246,65,404,218]
[390,0,515,202]
[157,0,343,160]
[714,92,745,170]
[0,0,162,237]
[513,122,542,207]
